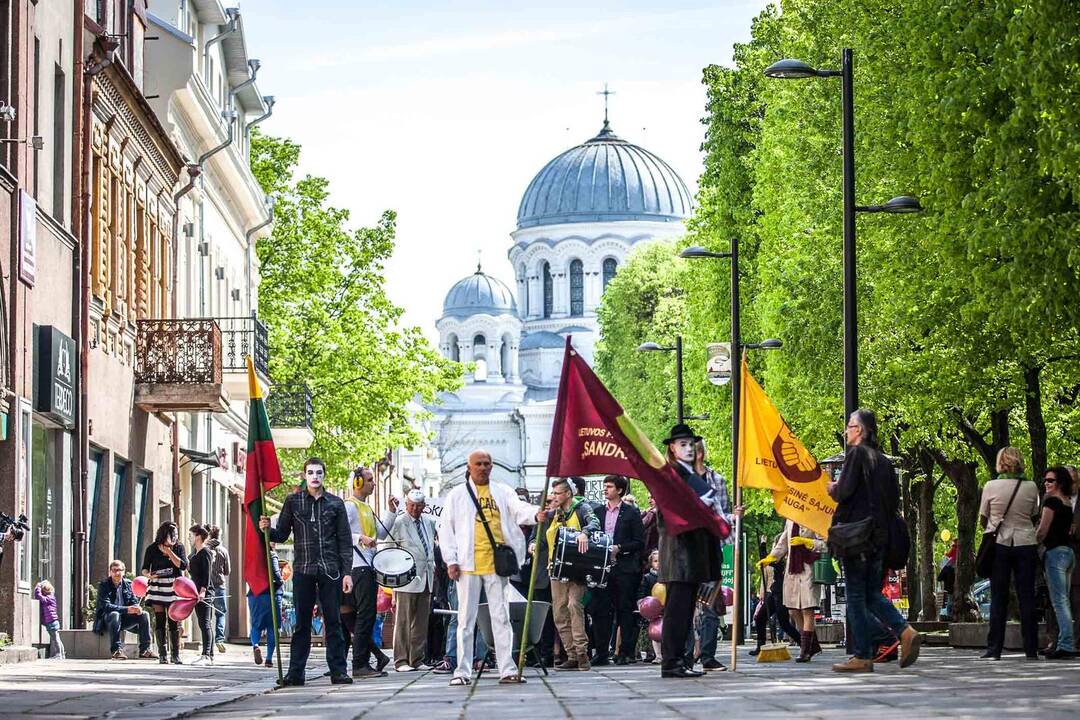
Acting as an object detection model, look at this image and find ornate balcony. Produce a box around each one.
[267,385,315,449]
[217,315,270,400]
[134,319,228,412]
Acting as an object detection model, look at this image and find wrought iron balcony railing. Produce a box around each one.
[267,385,314,430]
[135,319,222,385]
[217,315,269,376]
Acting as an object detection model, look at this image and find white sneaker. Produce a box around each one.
[396,664,415,672]
[192,655,207,665]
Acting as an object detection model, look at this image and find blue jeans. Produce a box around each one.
[248,591,282,659]
[104,611,150,654]
[1045,546,1076,652]
[212,593,227,644]
[684,605,720,662]
[842,551,908,660]
[444,577,487,667]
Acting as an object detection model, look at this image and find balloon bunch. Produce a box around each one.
[131,575,205,621]
[638,582,667,642]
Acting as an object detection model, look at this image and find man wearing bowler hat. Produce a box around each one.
[657,423,724,678]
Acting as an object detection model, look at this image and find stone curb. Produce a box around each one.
[105,675,280,720]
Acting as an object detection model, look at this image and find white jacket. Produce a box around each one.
[378,510,437,593]
[439,479,539,572]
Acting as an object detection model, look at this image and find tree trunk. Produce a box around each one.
[900,467,920,621]
[932,452,980,620]
[1023,363,1048,483]
[915,449,939,621]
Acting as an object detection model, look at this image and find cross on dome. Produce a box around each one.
[597,82,615,133]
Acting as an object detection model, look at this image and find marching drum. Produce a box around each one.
[550,527,615,588]
[372,547,417,589]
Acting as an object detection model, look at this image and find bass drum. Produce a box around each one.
[372,547,417,589]
[549,527,615,588]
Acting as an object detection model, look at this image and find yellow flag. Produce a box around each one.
[737,358,836,537]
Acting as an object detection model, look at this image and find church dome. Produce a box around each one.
[442,266,518,319]
[516,122,693,230]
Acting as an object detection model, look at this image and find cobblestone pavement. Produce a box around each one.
[2,643,1077,720]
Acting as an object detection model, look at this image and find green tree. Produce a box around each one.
[249,131,461,484]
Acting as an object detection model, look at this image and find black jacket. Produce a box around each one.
[658,463,722,584]
[268,490,352,577]
[594,503,645,574]
[93,577,140,634]
[831,444,898,544]
[189,546,215,597]
[141,542,188,578]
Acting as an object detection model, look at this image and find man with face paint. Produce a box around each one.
[657,423,725,678]
[260,457,354,686]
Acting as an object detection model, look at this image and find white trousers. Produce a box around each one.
[454,572,516,680]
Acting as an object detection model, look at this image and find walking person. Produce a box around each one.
[94,560,154,660]
[977,446,1041,660]
[1037,465,1075,659]
[248,544,284,668]
[33,580,65,659]
[141,522,189,664]
[439,449,543,686]
[344,466,392,678]
[381,489,437,671]
[762,519,826,662]
[188,525,217,665]
[827,409,920,673]
[259,457,354,686]
[590,475,645,666]
[206,525,230,653]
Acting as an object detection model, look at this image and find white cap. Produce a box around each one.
[406,489,427,504]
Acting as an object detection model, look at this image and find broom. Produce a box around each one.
[754,566,791,663]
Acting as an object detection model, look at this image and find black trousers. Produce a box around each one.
[194,596,215,657]
[987,544,1039,656]
[660,581,698,671]
[590,572,640,659]
[351,567,386,669]
[290,571,347,677]
[754,593,800,646]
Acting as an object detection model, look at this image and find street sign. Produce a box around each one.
[706,343,732,386]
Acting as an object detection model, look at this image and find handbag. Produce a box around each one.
[975,479,1022,580]
[466,482,520,578]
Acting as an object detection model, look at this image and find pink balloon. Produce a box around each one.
[131,576,149,599]
[647,618,663,643]
[637,596,663,622]
[167,598,197,622]
[721,586,734,607]
[376,591,392,614]
[173,577,198,601]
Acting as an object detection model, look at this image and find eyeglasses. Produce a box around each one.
[846,424,860,430]
[1045,477,1057,484]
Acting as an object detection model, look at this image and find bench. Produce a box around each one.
[58,629,119,659]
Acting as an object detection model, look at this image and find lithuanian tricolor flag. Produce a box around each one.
[243,357,283,596]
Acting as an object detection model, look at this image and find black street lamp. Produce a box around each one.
[680,241,781,660]
[637,336,685,424]
[764,49,921,423]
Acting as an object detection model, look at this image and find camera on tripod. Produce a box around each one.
[0,512,29,541]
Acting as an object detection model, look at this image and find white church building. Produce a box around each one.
[429,117,693,494]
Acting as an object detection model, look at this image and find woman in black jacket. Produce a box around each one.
[141,521,189,663]
[827,409,920,673]
[188,525,216,664]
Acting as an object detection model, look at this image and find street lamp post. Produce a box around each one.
[637,335,685,424]
[764,49,921,423]
[680,240,781,667]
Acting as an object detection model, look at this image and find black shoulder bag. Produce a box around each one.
[466,482,520,577]
[975,479,1022,580]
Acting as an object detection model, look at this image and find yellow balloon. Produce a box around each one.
[651,582,667,605]
[940,529,952,542]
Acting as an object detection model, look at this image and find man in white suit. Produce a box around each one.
[381,489,438,671]
[440,449,543,686]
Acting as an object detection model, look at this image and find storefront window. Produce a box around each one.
[134,472,149,559]
[16,407,30,588]
[31,422,54,585]
[87,449,103,567]
[112,461,128,561]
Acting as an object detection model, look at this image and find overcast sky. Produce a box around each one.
[240,1,770,342]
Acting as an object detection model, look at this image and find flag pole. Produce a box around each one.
[516,474,552,680]
[729,352,746,672]
[261,481,284,685]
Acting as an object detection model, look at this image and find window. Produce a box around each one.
[87,449,104,569]
[519,263,528,317]
[473,334,487,382]
[16,406,30,587]
[603,258,618,290]
[31,422,53,585]
[32,37,40,200]
[569,259,584,316]
[134,472,149,560]
[542,262,553,319]
[446,333,459,362]
[52,66,66,222]
[112,461,128,562]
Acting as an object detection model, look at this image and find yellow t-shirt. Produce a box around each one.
[469,484,504,575]
[545,502,583,566]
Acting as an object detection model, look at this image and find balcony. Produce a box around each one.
[134,319,228,412]
[218,315,270,400]
[267,385,315,449]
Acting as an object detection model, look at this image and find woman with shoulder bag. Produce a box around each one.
[978,447,1040,660]
[826,409,920,673]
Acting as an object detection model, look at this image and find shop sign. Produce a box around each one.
[19,190,36,286]
[34,326,76,428]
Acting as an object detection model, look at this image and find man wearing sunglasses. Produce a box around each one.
[93,560,154,660]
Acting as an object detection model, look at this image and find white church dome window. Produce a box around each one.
[569,259,584,317]
[603,257,618,290]
[446,332,460,361]
[542,261,553,318]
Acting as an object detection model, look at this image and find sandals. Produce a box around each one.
[499,676,526,684]
[449,677,471,687]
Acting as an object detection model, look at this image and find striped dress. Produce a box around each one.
[141,543,189,605]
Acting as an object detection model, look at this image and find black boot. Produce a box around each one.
[168,620,183,664]
[809,631,822,658]
[154,615,168,664]
[795,631,813,663]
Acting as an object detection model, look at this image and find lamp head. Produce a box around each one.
[759,338,783,350]
[764,58,819,79]
[881,195,922,214]
[679,245,730,260]
[637,342,664,353]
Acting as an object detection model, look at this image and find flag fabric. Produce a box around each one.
[243,358,283,596]
[737,357,836,537]
[547,339,730,539]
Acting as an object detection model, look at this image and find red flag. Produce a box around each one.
[547,339,730,539]
[243,360,283,596]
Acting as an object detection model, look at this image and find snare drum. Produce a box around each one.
[549,527,615,588]
[372,547,417,589]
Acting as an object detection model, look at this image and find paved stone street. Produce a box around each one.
[2,642,1077,720]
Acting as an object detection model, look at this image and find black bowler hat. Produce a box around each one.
[662,423,702,446]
